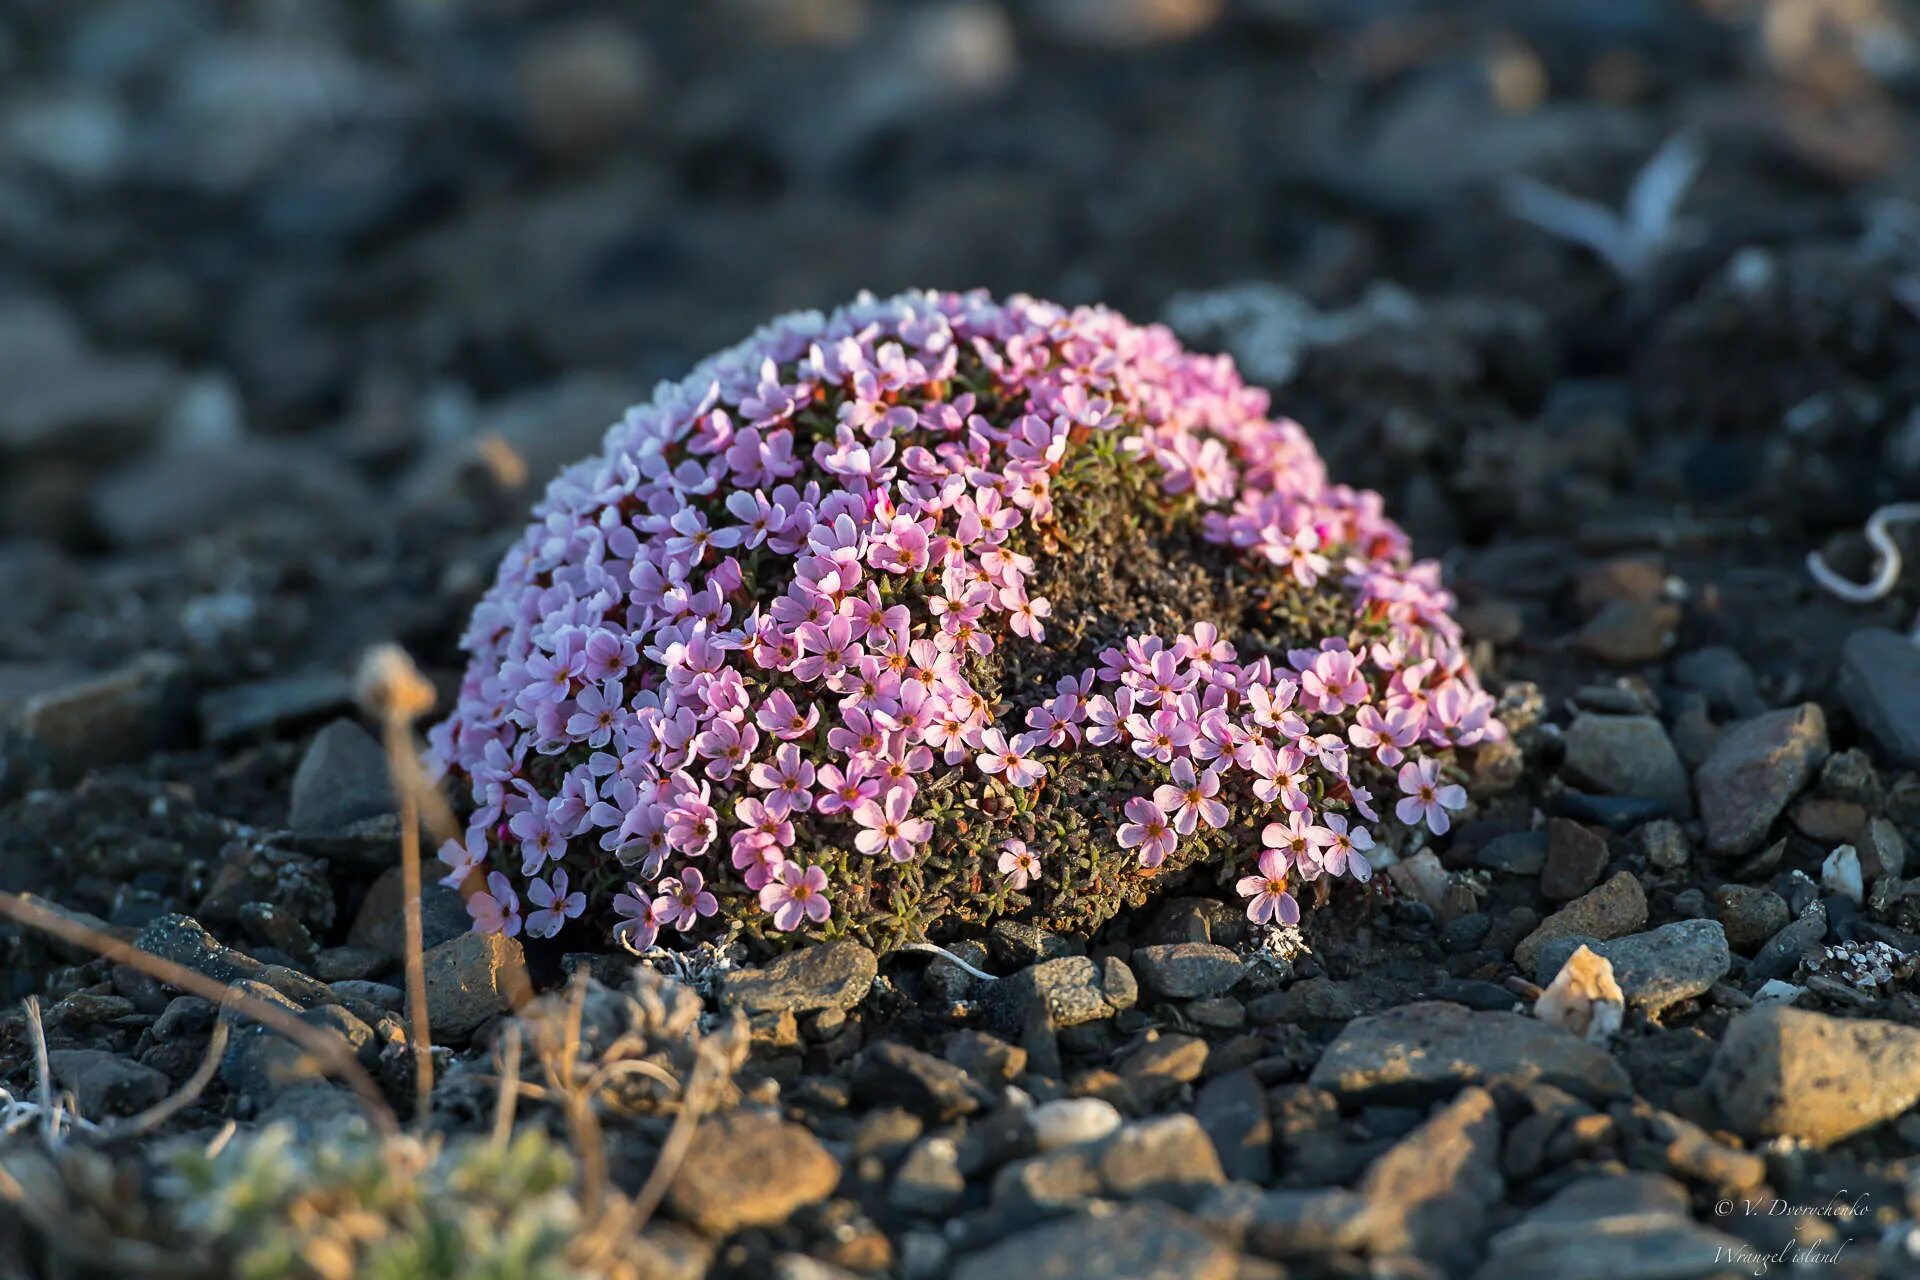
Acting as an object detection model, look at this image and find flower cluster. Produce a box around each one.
[428,289,1501,946]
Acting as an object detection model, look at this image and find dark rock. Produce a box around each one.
[1540,818,1609,901]
[346,865,472,960]
[1533,920,1730,1015]
[1355,1086,1503,1265]
[1560,714,1692,816]
[1705,1005,1920,1145]
[1713,885,1790,953]
[289,720,393,836]
[1118,1033,1208,1107]
[667,1110,842,1235]
[1475,1172,1742,1279]
[1572,600,1679,664]
[199,843,334,934]
[985,956,1124,1032]
[853,1042,990,1122]
[721,939,877,1015]
[1747,902,1827,983]
[1838,628,1920,766]
[1553,790,1678,827]
[951,1204,1235,1280]
[890,1135,966,1217]
[11,654,189,769]
[1194,1069,1272,1183]
[1130,943,1243,1000]
[1636,818,1691,870]
[1096,1115,1227,1208]
[198,671,353,744]
[1248,976,1409,1024]
[945,1029,1026,1084]
[46,1048,169,1116]
[420,930,523,1039]
[1574,557,1665,614]
[989,919,1082,967]
[1477,830,1547,875]
[1671,646,1765,719]
[1695,703,1829,857]
[1196,1183,1372,1258]
[91,440,372,546]
[1309,1002,1630,1105]
[1861,816,1908,882]
[1513,870,1648,970]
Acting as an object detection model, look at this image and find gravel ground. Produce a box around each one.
[8,1,1920,1277]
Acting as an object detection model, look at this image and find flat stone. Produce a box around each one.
[1838,628,1920,766]
[1198,1184,1373,1258]
[890,1135,966,1217]
[1309,1001,1630,1105]
[1357,1086,1503,1265]
[1513,871,1648,971]
[1713,885,1788,953]
[1560,714,1692,817]
[1130,943,1243,1000]
[421,930,523,1038]
[720,939,876,1015]
[1695,703,1829,857]
[1532,920,1730,1016]
[951,1205,1236,1280]
[1705,1005,1920,1146]
[667,1110,842,1235]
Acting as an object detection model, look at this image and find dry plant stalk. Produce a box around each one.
[0,891,398,1135]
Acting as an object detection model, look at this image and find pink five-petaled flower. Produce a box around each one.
[1320,815,1374,882]
[1237,850,1301,926]
[612,882,663,953]
[655,867,720,930]
[760,862,832,932]
[1395,757,1467,836]
[524,868,586,939]
[749,743,816,817]
[998,838,1041,890]
[1262,811,1329,874]
[468,871,523,937]
[1117,795,1178,868]
[976,727,1046,788]
[852,789,932,862]
[1152,757,1229,836]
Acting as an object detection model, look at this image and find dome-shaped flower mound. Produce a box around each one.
[428,289,1503,951]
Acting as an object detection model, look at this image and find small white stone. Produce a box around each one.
[1822,844,1865,905]
[1752,979,1805,1006]
[1028,1097,1123,1151]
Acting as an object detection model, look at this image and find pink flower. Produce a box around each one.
[852,789,932,862]
[1261,811,1330,873]
[1117,795,1178,868]
[976,727,1046,788]
[655,867,720,930]
[525,868,585,938]
[749,743,816,817]
[612,882,663,952]
[468,871,523,937]
[998,838,1041,889]
[1236,850,1300,925]
[1395,758,1467,835]
[815,762,881,816]
[1302,649,1367,713]
[1152,758,1228,835]
[760,862,832,932]
[1320,815,1373,882]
